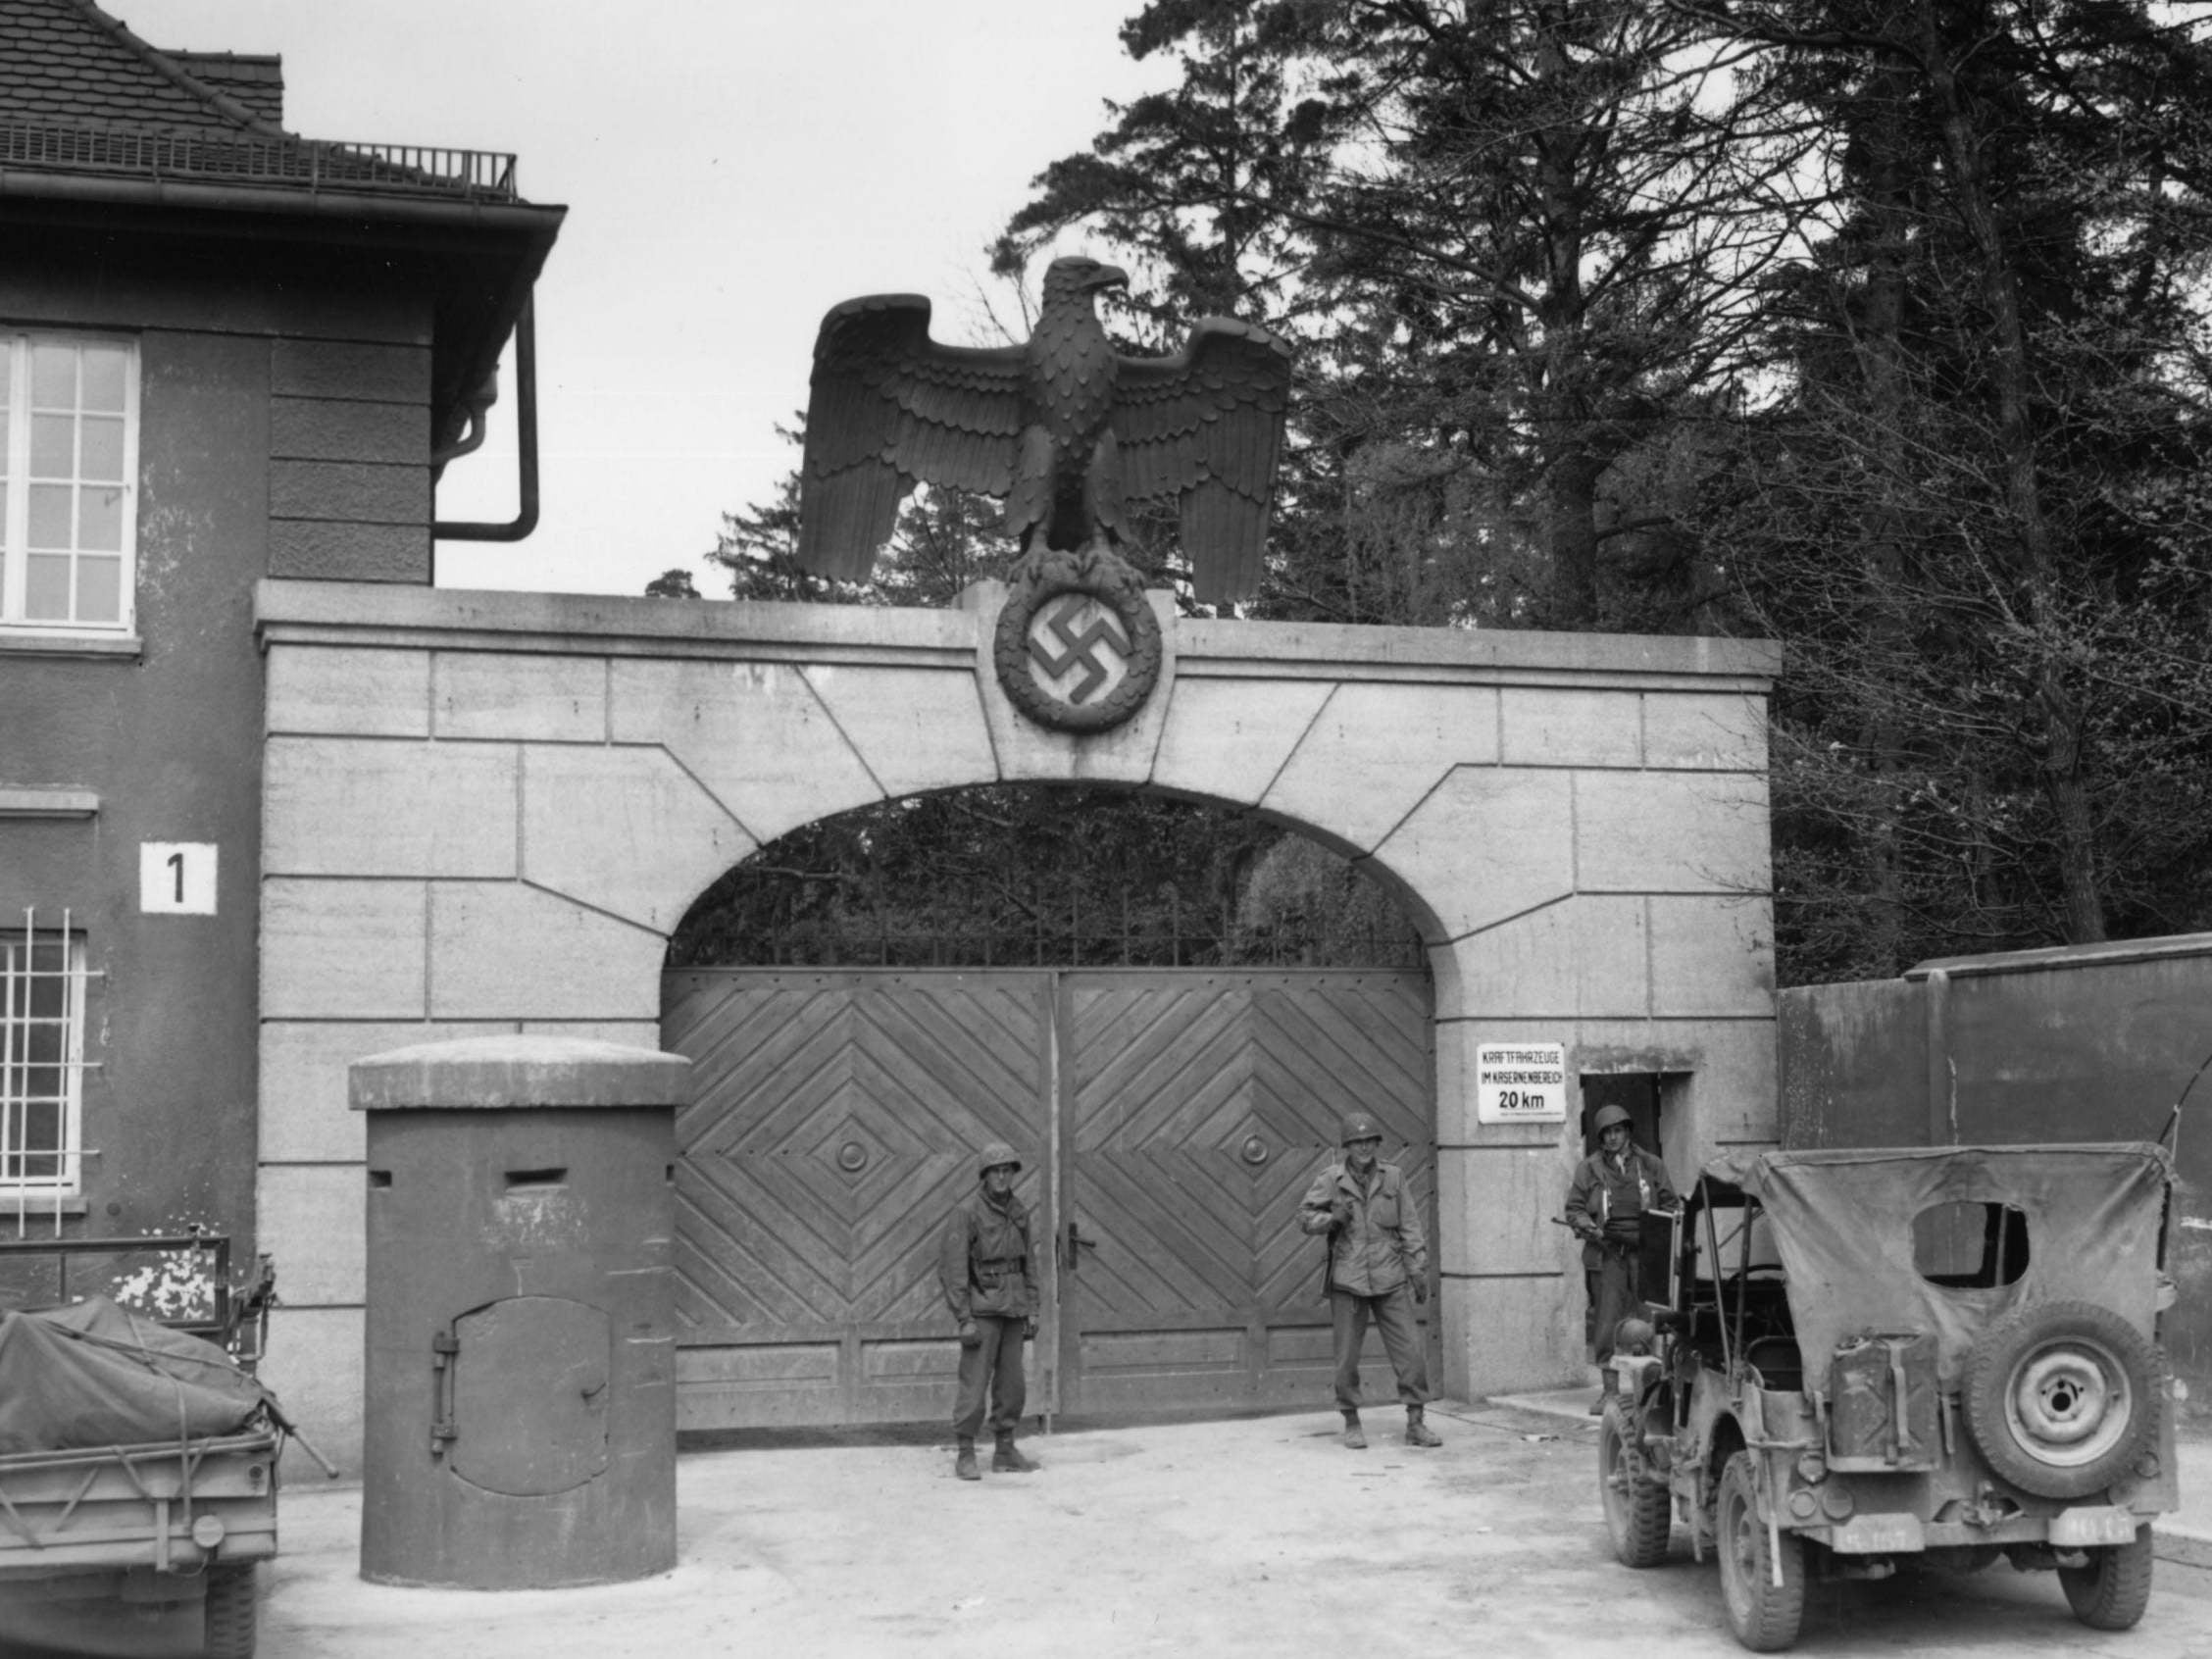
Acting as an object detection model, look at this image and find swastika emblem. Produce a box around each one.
[990,543,1164,734]
[1027,593,1131,706]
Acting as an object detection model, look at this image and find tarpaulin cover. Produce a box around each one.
[0,1296,271,1456]
[1712,1143,2171,1402]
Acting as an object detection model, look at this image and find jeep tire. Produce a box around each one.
[1962,1300,2161,1500]
[1717,1449,1805,1652]
[2059,1523,2154,1632]
[1598,1400,1671,1568]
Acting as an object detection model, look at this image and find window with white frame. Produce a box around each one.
[0,334,138,631]
[2,926,86,1200]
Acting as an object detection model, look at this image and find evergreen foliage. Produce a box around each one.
[692,0,2212,986]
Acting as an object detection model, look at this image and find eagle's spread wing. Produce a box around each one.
[1113,318,1293,604]
[798,295,1026,582]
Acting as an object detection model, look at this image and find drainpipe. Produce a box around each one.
[432,298,538,543]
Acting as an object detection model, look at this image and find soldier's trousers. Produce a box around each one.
[952,1314,1027,1439]
[1329,1285,1429,1411]
[1586,1245,1641,1365]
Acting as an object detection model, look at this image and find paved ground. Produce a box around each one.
[6,1398,2210,1659]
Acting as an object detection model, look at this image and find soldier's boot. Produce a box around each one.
[991,1433,1038,1474]
[1341,1411,1367,1450]
[954,1437,980,1482]
[1404,1405,1442,1448]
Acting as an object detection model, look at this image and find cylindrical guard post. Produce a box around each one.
[350,1035,688,1588]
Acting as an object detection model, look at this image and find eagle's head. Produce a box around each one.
[1040,256,1129,310]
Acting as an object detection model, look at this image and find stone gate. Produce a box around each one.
[251,578,1780,1465]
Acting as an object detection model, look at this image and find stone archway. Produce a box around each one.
[251,578,1778,1466]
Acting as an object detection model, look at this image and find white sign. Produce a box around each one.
[1476,1041,1568,1124]
[140,842,218,915]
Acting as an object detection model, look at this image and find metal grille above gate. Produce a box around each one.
[661,967,1432,1430]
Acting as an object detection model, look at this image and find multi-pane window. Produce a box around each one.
[1,930,85,1200]
[0,334,137,631]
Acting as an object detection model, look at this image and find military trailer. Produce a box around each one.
[1596,1143,2179,1650]
[0,1235,294,1658]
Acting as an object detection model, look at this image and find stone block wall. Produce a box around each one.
[255,579,1779,1462]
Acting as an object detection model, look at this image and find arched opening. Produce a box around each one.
[660,785,1435,1431]
[670,784,1425,970]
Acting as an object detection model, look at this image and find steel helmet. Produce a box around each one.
[1339,1112,1383,1146]
[977,1141,1023,1176]
[1591,1104,1633,1134]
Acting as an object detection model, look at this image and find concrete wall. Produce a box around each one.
[0,244,433,1300]
[1781,936,2212,1416]
[254,579,1781,1466]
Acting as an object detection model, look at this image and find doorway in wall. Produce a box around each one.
[1580,1074,1661,1158]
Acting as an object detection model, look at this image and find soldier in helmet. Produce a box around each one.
[1564,1102,1679,1399]
[937,1141,1039,1481]
[1298,1112,1441,1449]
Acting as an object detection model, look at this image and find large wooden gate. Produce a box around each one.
[661,967,1433,1429]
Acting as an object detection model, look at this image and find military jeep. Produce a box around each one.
[1596,1143,2179,1651]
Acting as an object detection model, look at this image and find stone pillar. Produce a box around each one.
[350,1035,687,1589]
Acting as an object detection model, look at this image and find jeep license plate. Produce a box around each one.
[2049,1507,2141,1547]
[1828,1514,1926,1553]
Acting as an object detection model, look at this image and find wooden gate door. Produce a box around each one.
[661,965,1433,1429]
[662,970,1055,1429]
[1056,970,1434,1415]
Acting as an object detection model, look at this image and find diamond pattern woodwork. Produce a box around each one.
[1062,974,1433,1409]
[660,967,1431,1426]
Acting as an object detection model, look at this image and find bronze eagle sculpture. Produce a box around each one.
[796,255,1293,605]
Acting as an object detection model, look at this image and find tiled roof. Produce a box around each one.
[0,0,519,203]
[169,52,283,128]
[0,0,283,134]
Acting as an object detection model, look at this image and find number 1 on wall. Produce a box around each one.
[140,843,218,915]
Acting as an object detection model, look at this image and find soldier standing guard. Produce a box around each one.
[1299,1112,1442,1450]
[1564,1102,1679,1404]
[938,1141,1040,1481]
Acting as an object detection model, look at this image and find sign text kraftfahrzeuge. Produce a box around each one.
[1475,1041,1567,1125]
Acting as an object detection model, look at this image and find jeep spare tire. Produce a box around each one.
[1962,1300,2162,1500]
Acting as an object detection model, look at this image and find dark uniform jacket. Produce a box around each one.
[1299,1159,1427,1297]
[1564,1144,1678,1272]
[938,1186,1038,1321]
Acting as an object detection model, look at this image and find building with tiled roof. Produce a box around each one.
[1,0,562,458]
[0,0,283,131]
[0,1,567,1541]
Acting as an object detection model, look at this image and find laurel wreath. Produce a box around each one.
[991,545,1164,734]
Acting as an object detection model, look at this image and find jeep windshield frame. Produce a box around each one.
[1671,1175,1790,1388]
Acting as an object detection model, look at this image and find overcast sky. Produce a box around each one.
[126,0,1164,595]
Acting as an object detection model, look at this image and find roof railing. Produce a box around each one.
[0,121,520,201]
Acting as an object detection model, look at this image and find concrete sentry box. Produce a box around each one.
[349,1035,688,1589]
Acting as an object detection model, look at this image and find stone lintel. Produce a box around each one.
[257,579,1779,691]
[256,579,975,660]
[1179,617,1781,684]
[348,1033,691,1112]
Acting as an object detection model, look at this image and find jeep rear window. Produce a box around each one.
[1913,1200,2030,1287]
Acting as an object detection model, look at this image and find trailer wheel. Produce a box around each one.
[204,1563,257,1659]
[1962,1301,2161,1500]
[1717,1450,1804,1652]
[2059,1524,2155,1632]
[1599,1400,1672,1568]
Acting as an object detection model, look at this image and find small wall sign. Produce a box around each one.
[140,842,218,915]
[1475,1041,1568,1125]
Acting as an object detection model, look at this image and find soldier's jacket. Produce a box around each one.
[1564,1144,1678,1272]
[938,1186,1038,1321]
[1299,1158,1427,1297]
